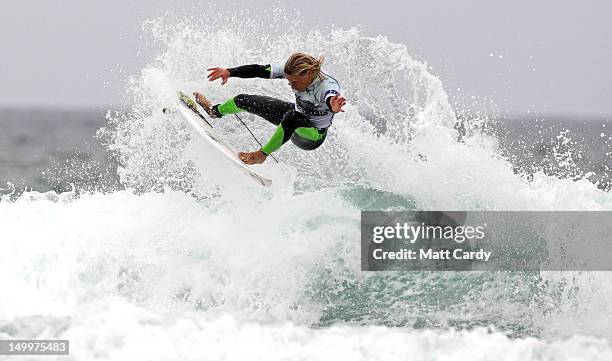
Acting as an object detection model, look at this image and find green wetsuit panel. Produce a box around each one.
[217,97,242,115]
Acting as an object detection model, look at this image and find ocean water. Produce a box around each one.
[0,109,120,195]
[1,11,612,361]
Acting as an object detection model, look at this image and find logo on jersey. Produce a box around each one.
[296,96,327,116]
[324,89,339,98]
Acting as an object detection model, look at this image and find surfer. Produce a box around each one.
[193,52,346,164]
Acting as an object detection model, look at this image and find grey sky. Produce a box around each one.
[1,0,610,115]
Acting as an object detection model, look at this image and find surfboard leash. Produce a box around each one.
[170,92,279,164]
[232,114,279,163]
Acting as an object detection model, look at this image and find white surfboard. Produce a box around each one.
[175,91,272,187]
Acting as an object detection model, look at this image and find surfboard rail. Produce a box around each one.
[175,91,272,187]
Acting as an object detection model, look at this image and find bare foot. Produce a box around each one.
[193,92,218,118]
[238,150,267,165]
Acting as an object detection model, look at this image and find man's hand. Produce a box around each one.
[329,95,347,113]
[207,67,230,85]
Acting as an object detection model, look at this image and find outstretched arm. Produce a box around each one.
[228,64,272,78]
[207,64,273,85]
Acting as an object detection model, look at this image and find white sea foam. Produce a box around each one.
[2,7,612,360]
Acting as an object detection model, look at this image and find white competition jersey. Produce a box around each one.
[270,63,341,129]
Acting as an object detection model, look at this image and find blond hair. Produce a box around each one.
[284,52,324,78]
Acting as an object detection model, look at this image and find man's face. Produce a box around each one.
[286,70,314,92]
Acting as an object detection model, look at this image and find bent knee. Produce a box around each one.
[281,110,308,125]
